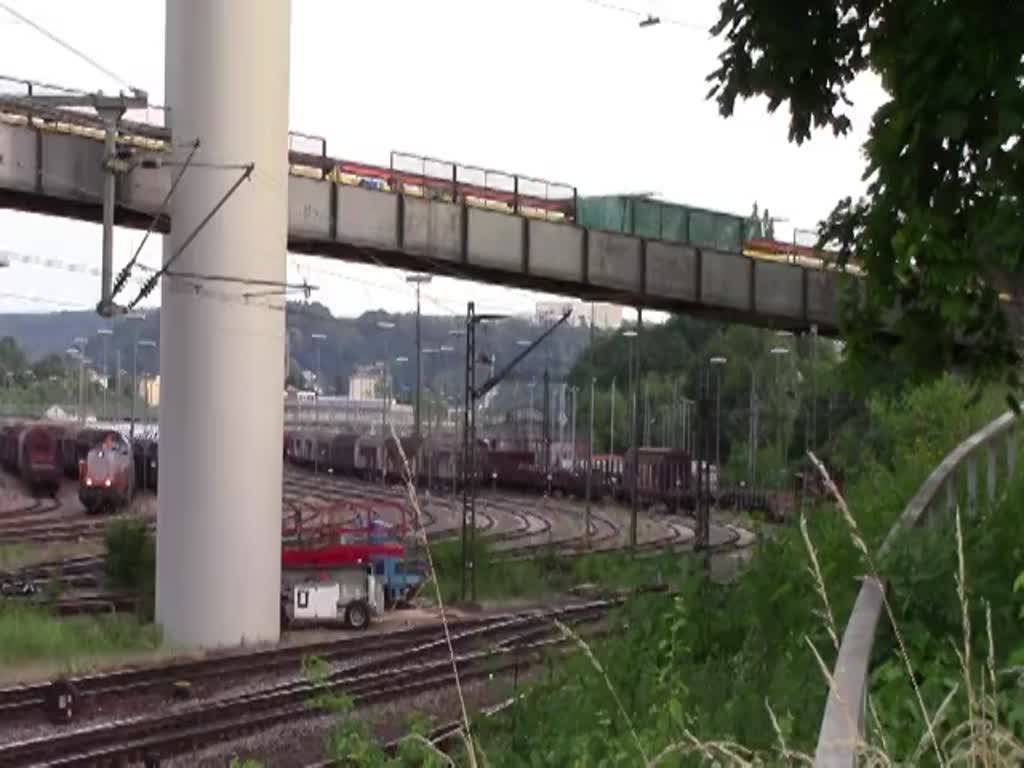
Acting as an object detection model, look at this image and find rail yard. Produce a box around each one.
[0,412,765,763]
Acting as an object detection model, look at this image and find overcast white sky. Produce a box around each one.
[0,0,885,320]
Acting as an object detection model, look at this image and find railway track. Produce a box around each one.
[0,514,128,545]
[494,518,750,563]
[0,494,62,522]
[0,600,614,725]
[0,602,612,765]
[283,470,505,541]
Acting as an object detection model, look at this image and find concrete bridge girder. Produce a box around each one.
[0,117,842,333]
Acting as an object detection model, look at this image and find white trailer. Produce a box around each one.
[281,565,385,630]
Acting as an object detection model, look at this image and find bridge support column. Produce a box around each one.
[158,0,291,647]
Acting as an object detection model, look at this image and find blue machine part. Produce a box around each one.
[371,556,426,606]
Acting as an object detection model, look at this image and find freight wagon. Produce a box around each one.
[0,422,64,495]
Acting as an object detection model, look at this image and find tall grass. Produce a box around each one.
[0,602,160,670]
[0,541,103,571]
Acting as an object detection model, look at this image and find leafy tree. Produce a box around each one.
[32,353,66,381]
[0,336,27,377]
[708,0,1024,388]
[569,315,846,482]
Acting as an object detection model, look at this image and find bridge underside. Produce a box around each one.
[0,120,847,333]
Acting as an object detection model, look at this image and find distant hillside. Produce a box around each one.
[0,303,593,408]
[0,311,109,360]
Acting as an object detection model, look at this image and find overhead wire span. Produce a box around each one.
[0,290,92,310]
[0,2,140,93]
[1,249,151,287]
[290,257,462,315]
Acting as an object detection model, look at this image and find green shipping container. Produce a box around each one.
[576,195,744,253]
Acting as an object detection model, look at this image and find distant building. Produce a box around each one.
[138,375,160,407]
[44,405,70,421]
[284,393,415,432]
[299,370,321,393]
[535,300,622,330]
[349,364,388,401]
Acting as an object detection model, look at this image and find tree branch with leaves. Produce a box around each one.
[708,0,1024,390]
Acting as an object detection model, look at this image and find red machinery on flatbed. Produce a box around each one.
[281,498,424,613]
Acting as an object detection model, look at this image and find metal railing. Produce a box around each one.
[390,150,577,222]
[813,410,1018,767]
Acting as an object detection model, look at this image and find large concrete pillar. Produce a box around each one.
[158,0,290,647]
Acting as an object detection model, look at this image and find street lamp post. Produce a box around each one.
[376,320,396,450]
[115,352,122,420]
[585,375,595,548]
[748,361,759,485]
[72,337,88,423]
[570,385,579,469]
[133,339,156,438]
[311,333,326,425]
[125,312,145,438]
[709,356,727,482]
[527,378,537,450]
[622,328,639,549]
[406,274,432,438]
[810,324,818,455]
[609,376,616,454]
[393,353,409,430]
[643,378,650,445]
[97,328,113,421]
[770,345,790,485]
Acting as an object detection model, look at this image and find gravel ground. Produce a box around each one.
[165,664,541,767]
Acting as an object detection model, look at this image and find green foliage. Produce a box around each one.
[571,313,849,483]
[303,654,452,766]
[103,519,155,621]
[0,545,28,571]
[0,602,159,668]
[0,336,28,378]
[0,335,140,419]
[708,0,1024,390]
[469,377,1019,763]
[31,353,67,381]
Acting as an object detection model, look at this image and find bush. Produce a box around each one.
[0,602,159,669]
[103,519,155,621]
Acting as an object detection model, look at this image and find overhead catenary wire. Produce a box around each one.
[0,2,140,93]
[580,0,712,31]
[2,249,150,288]
[0,290,92,310]
[111,138,201,300]
[128,162,255,309]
